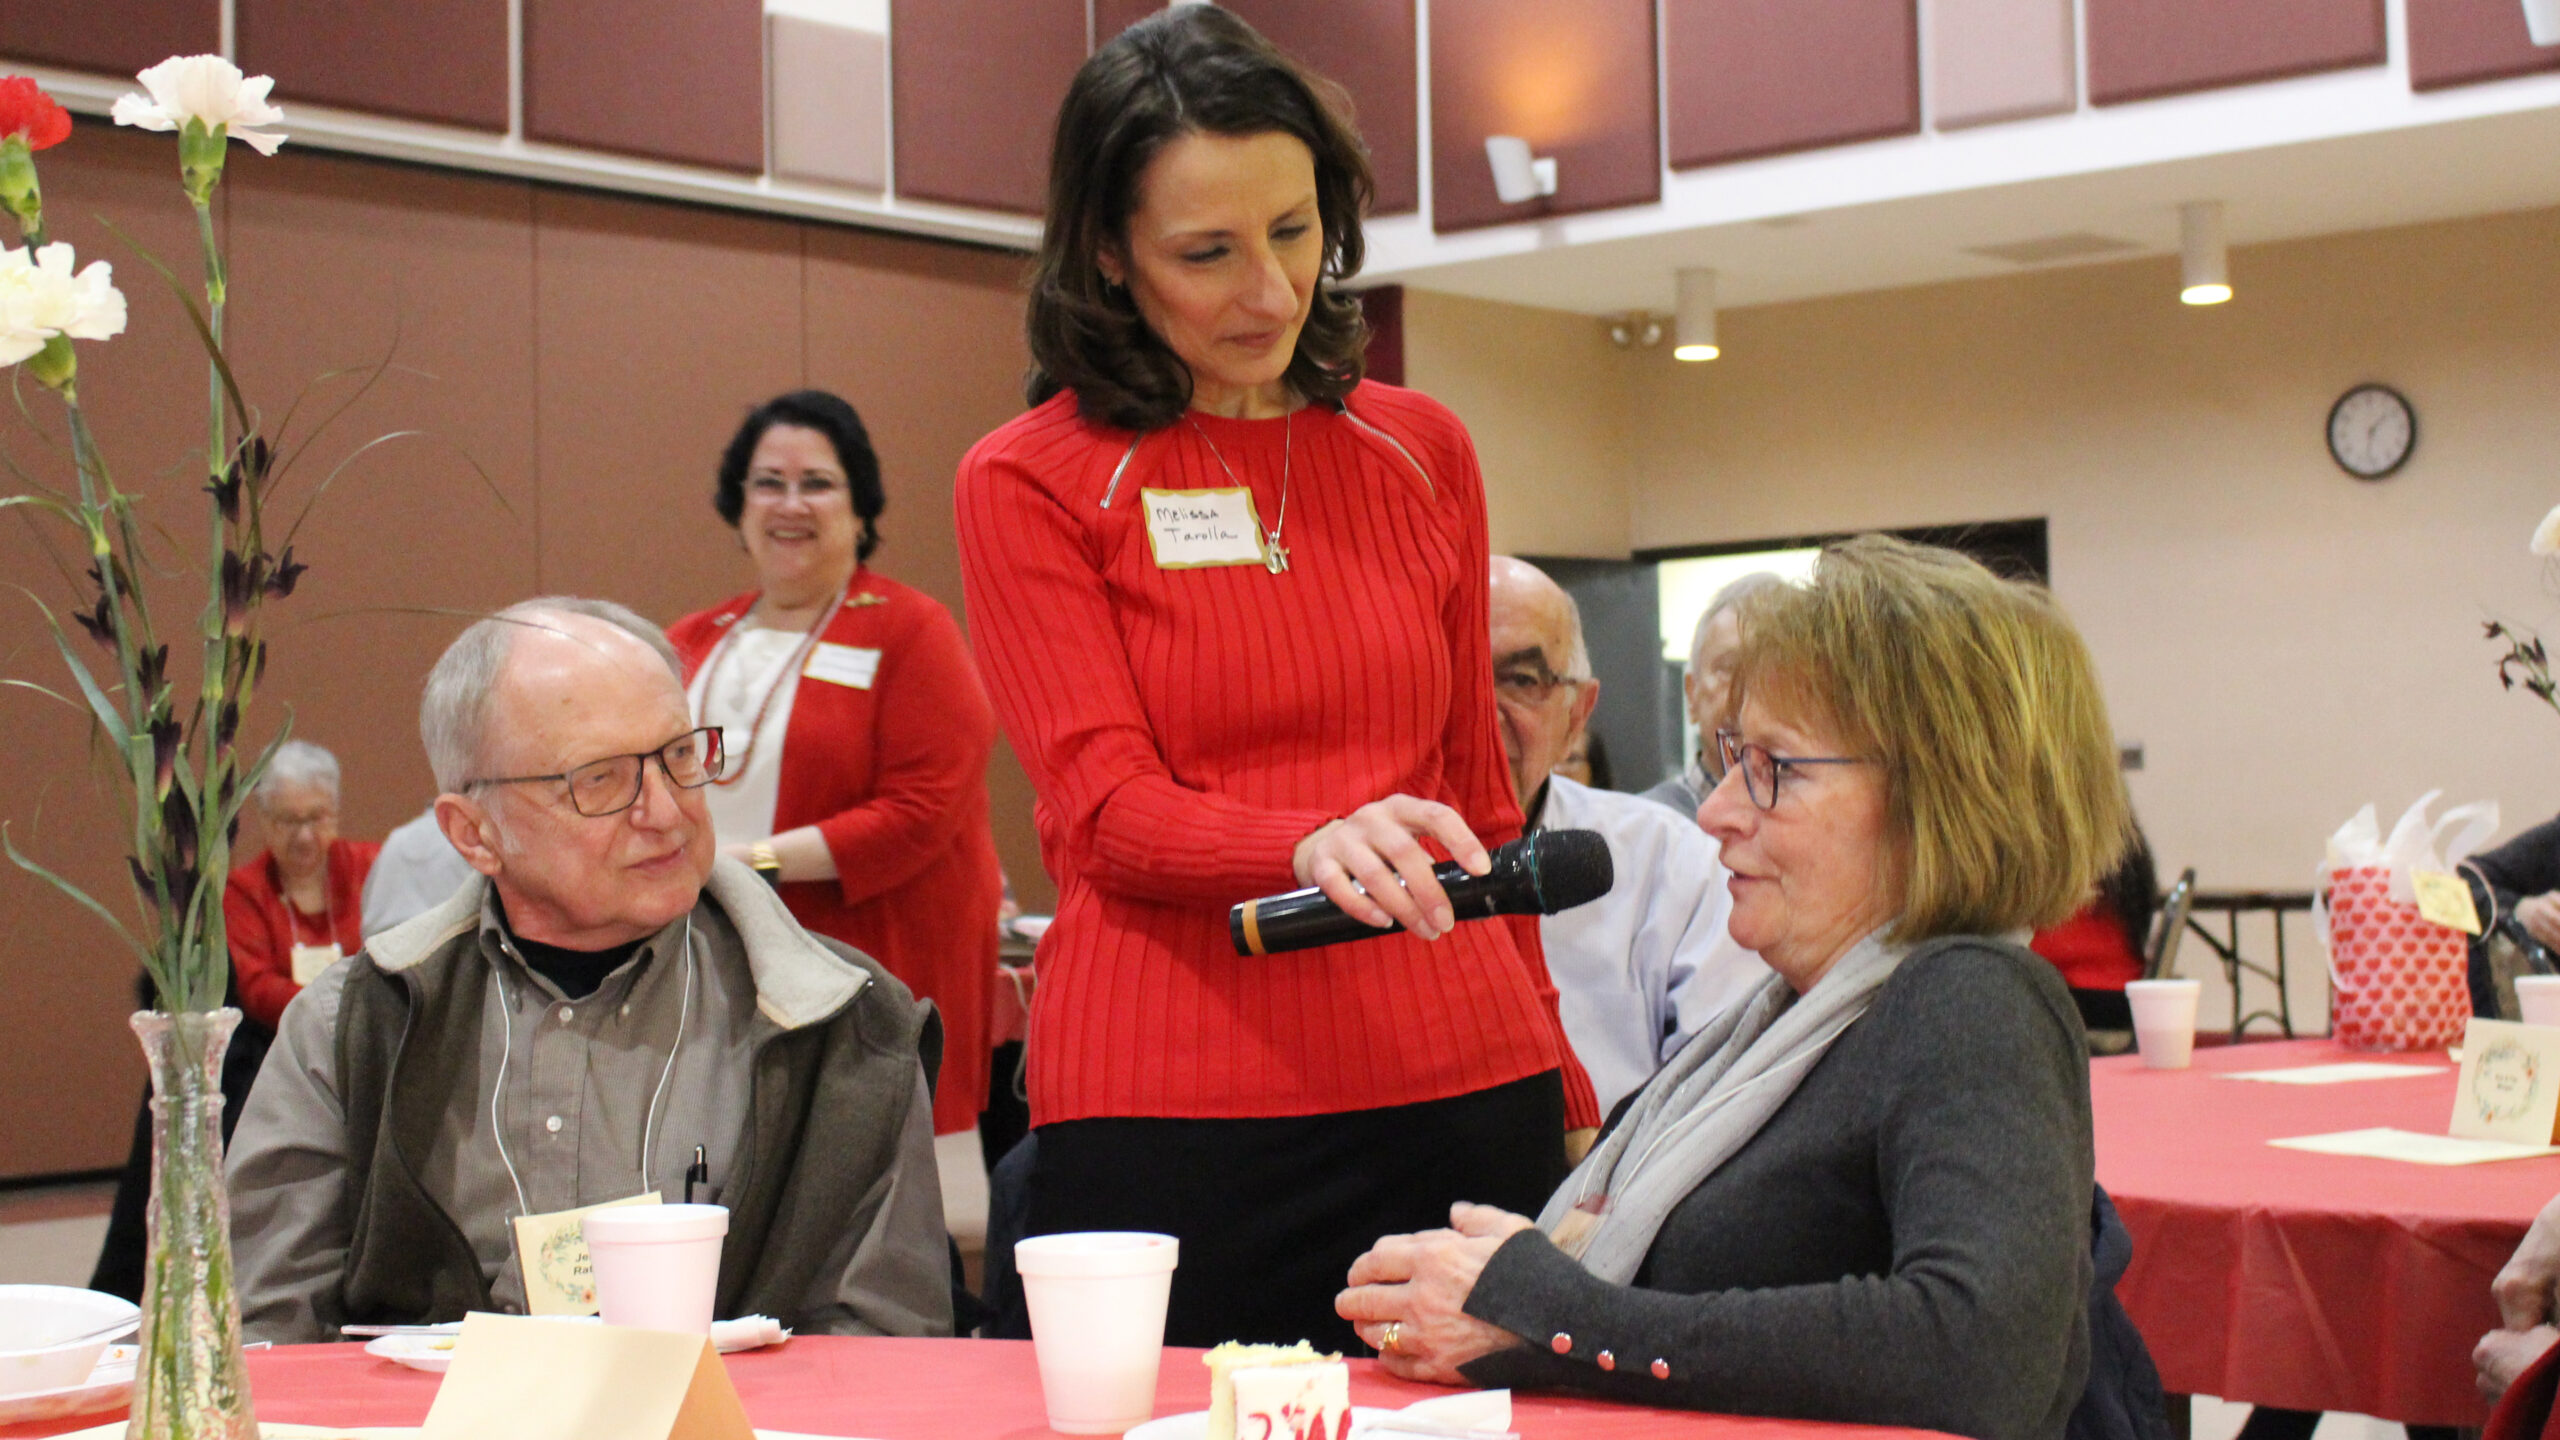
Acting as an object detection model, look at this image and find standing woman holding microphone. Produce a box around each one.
[672,389,1003,1138]
[956,6,1597,1350]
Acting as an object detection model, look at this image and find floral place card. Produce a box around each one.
[2452,1018,2560,1145]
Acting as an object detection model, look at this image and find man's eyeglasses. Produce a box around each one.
[1494,662,1583,705]
[466,727,726,818]
[1715,728,1869,811]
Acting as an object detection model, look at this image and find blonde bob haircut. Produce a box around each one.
[1728,534,2131,942]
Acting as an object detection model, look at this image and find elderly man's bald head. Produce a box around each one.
[1488,556,1600,810]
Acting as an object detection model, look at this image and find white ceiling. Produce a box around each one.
[1360,60,2560,317]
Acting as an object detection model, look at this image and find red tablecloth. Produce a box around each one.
[3,1337,1960,1440]
[2096,1037,2560,1426]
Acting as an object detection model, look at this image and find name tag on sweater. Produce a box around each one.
[803,643,881,690]
[1141,488,1266,568]
[512,1191,661,1315]
[290,941,343,986]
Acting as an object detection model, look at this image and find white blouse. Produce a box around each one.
[686,621,806,847]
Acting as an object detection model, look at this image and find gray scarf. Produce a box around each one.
[1536,928,1910,1284]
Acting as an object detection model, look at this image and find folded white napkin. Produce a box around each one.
[1357,1389,1512,1438]
[710,1315,788,1353]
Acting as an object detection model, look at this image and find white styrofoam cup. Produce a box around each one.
[2517,975,2560,1027]
[2126,978,2203,1069]
[584,1203,728,1335]
[1015,1232,1179,1435]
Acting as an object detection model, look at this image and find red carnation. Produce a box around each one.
[0,77,72,150]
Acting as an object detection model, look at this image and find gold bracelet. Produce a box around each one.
[749,840,782,883]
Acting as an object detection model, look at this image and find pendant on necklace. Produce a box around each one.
[1265,540,1290,575]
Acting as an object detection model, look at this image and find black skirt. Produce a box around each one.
[1023,1069,1566,1351]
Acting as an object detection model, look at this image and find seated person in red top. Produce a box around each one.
[228,739,380,1034]
[2030,821,2154,1033]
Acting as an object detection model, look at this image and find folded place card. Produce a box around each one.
[2452,1018,2560,1144]
[2219,1062,2445,1084]
[420,1312,754,1440]
[2269,1126,2560,1165]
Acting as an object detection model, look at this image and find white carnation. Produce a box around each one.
[0,244,128,367]
[111,55,286,156]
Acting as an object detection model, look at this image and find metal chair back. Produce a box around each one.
[2146,868,2197,980]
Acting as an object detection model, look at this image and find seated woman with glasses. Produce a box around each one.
[1338,535,2131,1440]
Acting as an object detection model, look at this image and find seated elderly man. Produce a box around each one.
[228,597,951,1342]
[1640,572,1788,819]
[1489,557,1760,1117]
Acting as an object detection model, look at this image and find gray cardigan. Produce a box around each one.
[1460,939,2094,1440]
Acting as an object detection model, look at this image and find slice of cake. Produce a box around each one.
[1203,1342,1348,1440]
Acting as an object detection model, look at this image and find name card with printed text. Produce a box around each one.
[801,642,880,690]
[2452,1018,2560,1145]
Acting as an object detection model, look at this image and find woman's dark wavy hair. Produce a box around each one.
[713,389,885,563]
[1025,5,1375,431]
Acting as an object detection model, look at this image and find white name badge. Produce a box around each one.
[290,941,343,987]
[803,642,881,690]
[1141,487,1267,569]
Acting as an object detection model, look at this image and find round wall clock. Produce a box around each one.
[2327,383,2416,481]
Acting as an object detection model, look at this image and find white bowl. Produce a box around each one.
[0,1286,139,1398]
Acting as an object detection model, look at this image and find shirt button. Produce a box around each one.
[1549,1332,1572,1355]
[558,1007,574,1023]
[544,1115,562,1134]
[1596,1350,1615,1372]
[1650,1358,1671,1380]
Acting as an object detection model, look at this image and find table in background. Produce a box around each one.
[1,1337,1962,1440]
[2095,1037,2560,1427]
[2182,890,2313,1040]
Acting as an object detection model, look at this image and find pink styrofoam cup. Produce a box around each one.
[584,1203,728,1335]
[1015,1232,1179,1434]
[2517,976,2560,1027]
[2126,979,2202,1069]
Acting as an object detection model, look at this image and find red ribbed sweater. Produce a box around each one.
[956,382,1598,1129]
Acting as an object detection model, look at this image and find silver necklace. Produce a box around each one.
[1186,409,1293,575]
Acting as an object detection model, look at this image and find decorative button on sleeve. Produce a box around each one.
[1595,1350,1615,1372]
[1550,1332,1573,1355]
[1650,1358,1671,1380]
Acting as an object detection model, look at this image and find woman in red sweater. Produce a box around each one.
[228,739,378,1034]
[956,7,1596,1350]
[670,389,1003,1136]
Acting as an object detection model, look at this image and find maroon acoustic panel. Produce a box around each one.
[1225,0,1420,215]
[1094,0,1164,44]
[2409,0,2560,89]
[1667,0,1918,169]
[0,0,220,78]
[524,0,764,172]
[1359,285,1404,387]
[2087,0,2386,105]
[240,0,509,132]
[893,0,1087,214]
[1429,0,1660,233]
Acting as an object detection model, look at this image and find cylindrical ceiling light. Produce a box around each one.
[1674,268,1719,362]
[2179,201,2231,306]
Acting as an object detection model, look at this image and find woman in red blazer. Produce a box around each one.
[670,390,1003,1136]
[228,739,379,1034]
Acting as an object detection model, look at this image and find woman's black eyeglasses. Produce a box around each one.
[1715,728,1868,811]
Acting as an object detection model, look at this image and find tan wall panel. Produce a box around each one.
[891,0,1088,215]
[531,192,804,623]
[1932,0,2077,129]
[1595,206,2560,1034]
[525,0,766,172]
[240,0,510,131]
[0,1,220,79]
[224,150,541,844]
[0,123,234,1177]
[2088,0,2386,105]
[1430,0,1660,232]
[802,229,1045,905]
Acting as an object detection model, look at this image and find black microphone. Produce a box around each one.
[1230,828,1614,957]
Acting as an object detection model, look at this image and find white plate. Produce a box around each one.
[0,1344,137,1424]
[1127,1407,1396,1440]
[364,1333,462,1374]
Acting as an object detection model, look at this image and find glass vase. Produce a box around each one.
[126,1008,257,1440]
